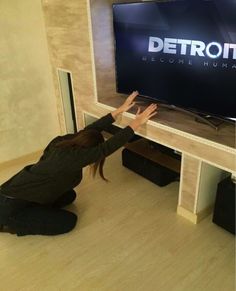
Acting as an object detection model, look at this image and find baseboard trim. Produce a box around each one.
[0,150,43,170]
[177,205,213,224]
[197,205,214,223]
[177,206,198,224]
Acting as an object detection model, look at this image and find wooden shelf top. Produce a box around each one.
[98,94,235,150]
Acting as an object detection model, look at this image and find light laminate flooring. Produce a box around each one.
[0,150,235,291]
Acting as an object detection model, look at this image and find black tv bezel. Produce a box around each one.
[112,0,236,122]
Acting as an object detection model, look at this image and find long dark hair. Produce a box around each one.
[55,129,107,181]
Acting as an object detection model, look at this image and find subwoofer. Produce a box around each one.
[122,148,179,187]
[212,176,235,235]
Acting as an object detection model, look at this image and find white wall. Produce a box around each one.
[0,0,61,163]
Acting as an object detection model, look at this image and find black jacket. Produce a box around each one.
[0,114,134,204]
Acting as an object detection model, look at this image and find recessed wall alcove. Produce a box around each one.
[87,0,235,223]
[88,0,235,150]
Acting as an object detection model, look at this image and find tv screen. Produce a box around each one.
[113,0,236,120]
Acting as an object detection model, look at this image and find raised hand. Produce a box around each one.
[112,91,139,119]
[120,91,139,113]
[129,103,158,131]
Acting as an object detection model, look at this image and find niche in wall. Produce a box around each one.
[88,0,235,149]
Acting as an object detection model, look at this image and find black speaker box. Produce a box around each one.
[122,148,179,187]
[212,176,235,235]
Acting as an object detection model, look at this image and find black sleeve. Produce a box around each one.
[75,126,134,167]
[40,134,75,161]
[84,113,115,132]
[39,136,62,161]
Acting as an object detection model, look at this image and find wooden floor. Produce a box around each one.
[0,150,235,291]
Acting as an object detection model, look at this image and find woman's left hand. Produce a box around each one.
[112,91,139,119]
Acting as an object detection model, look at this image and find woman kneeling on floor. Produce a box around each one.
[0,92,157,236]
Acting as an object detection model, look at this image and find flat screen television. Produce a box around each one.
[112,0,236,122]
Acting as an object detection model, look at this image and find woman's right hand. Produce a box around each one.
[129,103,158,131]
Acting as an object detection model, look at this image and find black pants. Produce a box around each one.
[0,190,77,236]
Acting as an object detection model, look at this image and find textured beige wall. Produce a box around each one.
[42,0,95,132]
[0,0,61,163]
